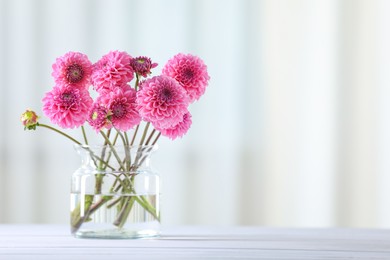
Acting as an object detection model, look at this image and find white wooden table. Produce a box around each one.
[0,225,390,259]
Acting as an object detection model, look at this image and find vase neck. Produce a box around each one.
[74,145,157,171]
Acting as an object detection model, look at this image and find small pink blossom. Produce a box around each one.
[156,112,192,140]
[162,53,210,103]
[51,52,92,89]
[42,85,93,128]
[99,87,141,131]
[87,102,112,132]
[130,56,158,77]
[92,51,134,93]
[137,75,189,129]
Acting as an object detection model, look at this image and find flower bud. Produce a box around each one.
[130,56,158,78]
[21,109,39,130]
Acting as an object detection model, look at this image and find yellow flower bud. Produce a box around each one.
[21,109,39,130]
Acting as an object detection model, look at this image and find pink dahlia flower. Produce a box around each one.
[91,51,134,93]
[99,87,141,131]
[42,85,93,128]
[130,56,158,78]
[137,75,189,129]
[87,102,112,132]
[51,52,92,89]
[157,112,192,140]
[162,53,210,103]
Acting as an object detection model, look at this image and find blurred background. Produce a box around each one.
[1,0,390,228]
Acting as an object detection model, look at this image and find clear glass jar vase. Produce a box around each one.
[70,144,160,239]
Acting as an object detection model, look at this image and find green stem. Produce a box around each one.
[139,122,150,146]
[100,130,126,170]
[130,124,139,146]
[106,196,122,208]
[38,124,118,171]
[124,132,129,146]
[95,174,104,194]
[152,132,161,145]
[98,129,111,169]
[134,122,150,166]
[101,131,119,171]
[88,195,113,215]
[134,196,160,221]
[137,133,161,168]
[81,126,88,145]
[144,129,156,146]
[116,130,131,170]
[113,196,135,228]
[71,195,113,234]
[112,194,159,227]
[112,131,119,145]
[135,74,139,91]
[38,123,81,145]
[71,194,94,233]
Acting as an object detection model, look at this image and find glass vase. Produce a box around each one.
[70,144,161,239]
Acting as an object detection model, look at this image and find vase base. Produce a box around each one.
[73,229,160,239]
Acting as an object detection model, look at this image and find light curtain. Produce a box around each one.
[1,0,390,228]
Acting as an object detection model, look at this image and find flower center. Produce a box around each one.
[183,68,194,80]
[66,63,84,83]
[61,92,76,107]
[159,87,172,102]
[92,111,99,120]
[111,103,126,118]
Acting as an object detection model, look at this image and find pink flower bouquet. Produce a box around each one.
[21,51,209,237]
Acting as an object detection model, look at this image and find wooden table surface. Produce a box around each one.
[0,225,390,259]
